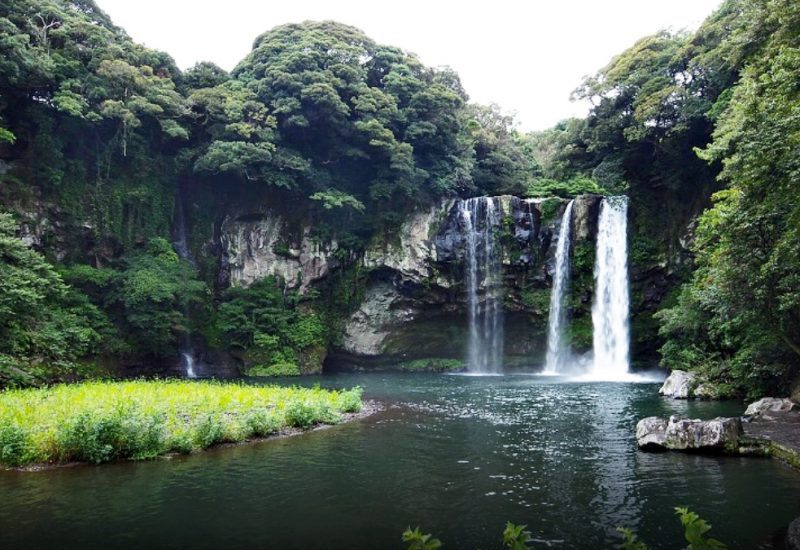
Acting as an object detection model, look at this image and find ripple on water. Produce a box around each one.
[0,374,795,550]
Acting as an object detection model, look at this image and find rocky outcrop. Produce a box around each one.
[658,370,696,399]
[220,210,338,292]
[340,282,416,356]
[363,201,453,284]
[218,194,605,370]
[744,397,796,418]
[571,194,601,241]
[636,415,743,452]
[333,195,605,368]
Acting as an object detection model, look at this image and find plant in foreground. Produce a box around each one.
[405,508,725,549]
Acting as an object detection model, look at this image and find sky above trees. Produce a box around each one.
[96,0,722,131]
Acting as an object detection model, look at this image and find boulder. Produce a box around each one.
[787,516,800,550]
[636,415,743,452]
[693,383,720,400]
[658,370,696,399]
[744,397,796,418]
[635,417,669,451]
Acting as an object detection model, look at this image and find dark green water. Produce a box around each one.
[2,373,799,549]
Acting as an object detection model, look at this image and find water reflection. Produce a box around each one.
[1,373,798,550]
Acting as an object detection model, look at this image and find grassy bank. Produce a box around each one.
[0,380,363,468]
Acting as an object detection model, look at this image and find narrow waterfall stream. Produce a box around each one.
[543,200,574,374]
[460,197,504,373]
[590,196,630,379]
[172,192,198,378]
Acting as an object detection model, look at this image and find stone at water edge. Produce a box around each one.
[636,415,743,452]
[635,417,669,451]
[744,397,796,418]
[658,370,696,399]
[787,516,800,550]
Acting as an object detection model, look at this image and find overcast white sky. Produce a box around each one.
[96,0,722,131]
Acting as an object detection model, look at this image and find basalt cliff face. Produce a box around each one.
[217,194,606,371]
[12,187,682,375]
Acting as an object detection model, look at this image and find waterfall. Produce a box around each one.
[182,352,196,379]
[173,191,198,379]
[460,197,504,373]
[543,200,575,374]
[589,196,630,379]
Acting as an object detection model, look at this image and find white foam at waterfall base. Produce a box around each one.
[182,352,197,379]
[587,196,631,381]
[173,192,199,379]
[543,199,575,374]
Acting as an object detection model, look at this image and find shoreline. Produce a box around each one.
[5,399,383,473]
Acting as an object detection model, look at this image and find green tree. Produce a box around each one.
[215,277,326,374]
[658,0,800,396]
[0,213,111,387]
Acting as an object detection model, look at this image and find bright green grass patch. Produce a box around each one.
[0,380,363,468]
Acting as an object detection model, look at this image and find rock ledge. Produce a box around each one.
[636,415,743,452]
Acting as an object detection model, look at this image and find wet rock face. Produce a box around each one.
[340,281,415,356]
[659,370,696,399]
[220,210,338,292]
[364,201,453,284]
[571,194,602,242]
[745,397,797,418]
[218,195,604,369]
[332,194,606,368]
[636,415,743,452]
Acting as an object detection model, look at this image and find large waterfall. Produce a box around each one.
[460,197,504,373]
[589,196,630,379]
[543,200,575,374]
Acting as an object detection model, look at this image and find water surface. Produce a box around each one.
[1,373,798,549]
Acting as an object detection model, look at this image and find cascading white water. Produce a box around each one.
[460,197,504,373]
[182,352,197,379]
[589,196,630,379]
[173,192,199,378]
[543,200,575,374]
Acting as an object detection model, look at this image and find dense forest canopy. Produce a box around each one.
[0,0,798,397]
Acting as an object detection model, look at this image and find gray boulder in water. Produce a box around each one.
[658,370,696,399]
[636,415,743,452]
[744,397,796,418]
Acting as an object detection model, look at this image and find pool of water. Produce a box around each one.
[2,373,799,549]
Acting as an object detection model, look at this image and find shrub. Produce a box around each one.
[247,362,301,377]
[0,380,363,467]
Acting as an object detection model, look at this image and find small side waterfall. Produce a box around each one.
[182,352,196,379]
[173,192,198,379]
[590,196,630,379]
[543,200,575,374]
[460,197,504,373]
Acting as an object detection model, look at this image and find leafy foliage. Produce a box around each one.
[215,277,326,374]
[617,528,649,550]
[0,213,111,386]
[65,237,207,356]
[501,522,533,550]
[657,0,800,397]
[676,507,727,549]
[402,527,443,550]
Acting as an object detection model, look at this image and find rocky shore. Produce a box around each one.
[637,395,800,460]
